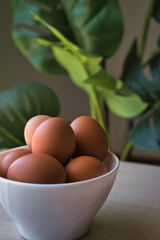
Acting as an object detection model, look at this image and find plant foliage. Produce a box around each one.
[10,0,123,74]
[121,41,160,150]
[8,0,160,158]
[0,82,60,148]
[34,14,147,120]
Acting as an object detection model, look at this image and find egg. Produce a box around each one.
[32,118,76,165]
[24,115,50,147]
[65,156,108,182]
[70,116,108,161]
[7,153,66,184]
[0,147,32,178]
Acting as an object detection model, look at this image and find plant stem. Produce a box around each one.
[120,141,133,161]
[90,88,111,151]
[101,59,110,131]
[92,90,107,132]
[138,0,156,59]
[89,95,97,119]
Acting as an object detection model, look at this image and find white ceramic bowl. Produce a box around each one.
[0,147,119,240]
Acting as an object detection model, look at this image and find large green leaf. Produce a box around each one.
[60,0,124,58]
[85,69,133,94]
[101,90,148,118]
[153,0,160,23]
[52,44,90,92]
[33,14,103,93]
[85,69,148,118]
[129,102,160,150]
[10,0,124,75]
[0,82,60,149]
[121,41,158,103]
[16,82,60,118]
[35,16,147,119]
[121,39,160,150]
[10,0,75,74]
[51,45,147,118]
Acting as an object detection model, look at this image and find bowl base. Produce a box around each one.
[17,223,90,240]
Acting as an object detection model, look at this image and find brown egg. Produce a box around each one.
[65,156,108,183]
[0,147,32,178]
[7,153,66,184]
[24,115,51,147]
[32,118,76,165]
[70,116,108,161]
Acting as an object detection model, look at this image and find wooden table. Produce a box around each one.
[0,161,160,240]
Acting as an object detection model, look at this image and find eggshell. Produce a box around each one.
[65,156,108,182]
[0,147,31,178]
[7,153,66,184]
[71,116,108,161]
[32,118,76,165]
[24,115,50,147]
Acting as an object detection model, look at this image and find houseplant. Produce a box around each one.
[0,81,60,148]
[1,0,160,160]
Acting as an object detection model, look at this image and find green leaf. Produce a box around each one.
[10,0,124,77]
[129,102,160,150]
[34,15,103,92]
[121,41,158,103]
[17,82,60,117]
[98,88,148,118]
[35,14,103,74]
[153,0,160,23]
[51,44,93,94]
[85,69,133,94]
[60,0,124,58]
[85,68,148,118]
[33,13,79,52]
[76,50,102,75]
[35,15,146,119]
[0,82,60,149]
[10,0,75,74]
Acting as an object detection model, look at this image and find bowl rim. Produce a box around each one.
[0,147,119,188]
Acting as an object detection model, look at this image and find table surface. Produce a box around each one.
[0,161,160,240]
